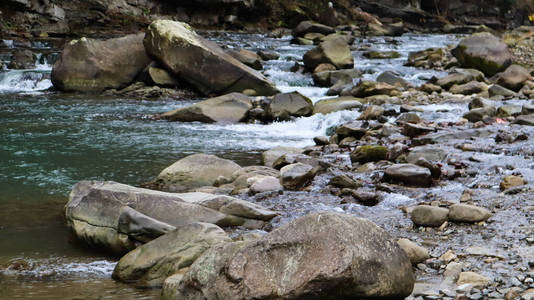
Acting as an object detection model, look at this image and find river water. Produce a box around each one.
[0,32,461,298]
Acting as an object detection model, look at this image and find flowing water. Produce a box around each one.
[0,33,463,299]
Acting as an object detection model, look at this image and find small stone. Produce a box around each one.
[500,175,527,191]
[457,272,491,289]
[448,204,492,223]
[397,238,430,265]
[279,163,316,190]
[314,136,330,145]
[411,205,449,227]
[440,250,458,263]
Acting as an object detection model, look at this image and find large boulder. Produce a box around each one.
[267,92,313,121]
[167,213,415,299]
[495,64,533,92]
[144,20,278,96]
[52,33,151,92]
[160,93,252,123]
[154,154,241,192]
[112,222,231,287]
[303,36,354,70]
[65,181,277,255]
[451,32,513,76]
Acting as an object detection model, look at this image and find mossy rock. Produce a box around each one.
[350,145,388,164]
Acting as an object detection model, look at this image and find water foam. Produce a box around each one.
[3,258,116,279]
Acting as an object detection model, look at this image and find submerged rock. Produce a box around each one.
[144,20,278,96]
[160,93,252,123]
[451,32,513,76]
[154,154,242,192]
[112,222,231,287]
[52,33,151,92]
[168,213,414,299]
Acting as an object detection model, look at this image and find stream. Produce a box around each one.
[0,32,500,298]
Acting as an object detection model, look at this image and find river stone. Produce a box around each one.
[292,20,335,37]
[457,272,491,288]
[383,164,432,187]
[303,36,354,70]
[328,175,362,189]
[313,96,362,114]
[495,64,532,92]
[436,68,485,90]
[52,33,151,92]
[500,175,527,191]
[497,105,522,117]
[335,121,367,139]
[8,49,35,69]
[227,49,263,70]
[248,176,283,194]
[377,70,411,88]
[262,147,304,168]
[168,213,415,299]
[397,238,430,265]
[514,114,534,126]
[350,145,388,164]
[397,112,421,124]
[112,222,231,287]
[280,163,316,190]
[448,204,492,223]
[488,84,516,98]
[160,93,252,123]
[351,80,399,98]
[406,148,447,164]
[147,66,180,87]
[410,205,450,227]
[402,123,435,138]
[268,91,313,121]
[155,154,242,192]
[272,154,322,171]
[449,81,488,95]
[451,32,513,76]
[463,106,496,123]
[144,20,278,96]
[257,50,279,61]
[312,69,360,87]
[357,105,385,120]
[65,181,269,255]
[363,50,401,59]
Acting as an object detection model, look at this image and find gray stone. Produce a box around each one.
[280,163,316,190]
[411,205,449,227]
[383,164,432,187]
[448,204,491,223]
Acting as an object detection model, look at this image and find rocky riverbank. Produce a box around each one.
[46,14,534,299]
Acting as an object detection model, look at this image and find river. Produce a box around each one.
[0,32,461,298]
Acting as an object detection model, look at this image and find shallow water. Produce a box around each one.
[0,33,464,298]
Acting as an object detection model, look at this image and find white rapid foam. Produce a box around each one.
[2,258,116,279]
[0,69,52,93]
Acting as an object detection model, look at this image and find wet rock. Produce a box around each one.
[268,91,313,121]
[488,84,516,98]
[457,272,491,289]
[52,34,150,92]
[272,154,322,171]
[328,175,362,189]
[292,20,335,37]
[65,181,275,255]
[397,238,430,265]
[522,103,534,115]
[449,81,488,95]
[313,63,336,74]
[112,222,231,287]
[448,204,492,223]
[335,121,367,139]
[397,112,421,124]
[8,49,35,69]
[420,83,442,93]
[248,176,283,194]
[160,93,251,123]
[313,136,330,145]
[351,80,400,98]
[377,70,411,88]
[500,175,527,191]
[227,49,263,70]
[452,32,513,76]
[515,114,534,126]
[383,164,432,187]
[363,50,401,59]
[406,148,447,164]
[357,105,385,120]
[497,105,522,117]
[436,68,485,90]
[410,205,450,227]
[414,158,441,179]
[369,22,404,36]
[463,107,496,123]
[313,96,362,115]
[406,47,450,69]
[312,69,360,87]
[169,213,415,299]
[257,50,279,61]
[144,20,278,96]
[350,145,388,164]
[495,64,532,92]
[262,146,303,168]
[468,97,495,110]
[230,166,280,190]
[402,123,435,138]
[303,36,354,70]
[146,66,180,87]
[280,163,316,190]
[154,154,241,192]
